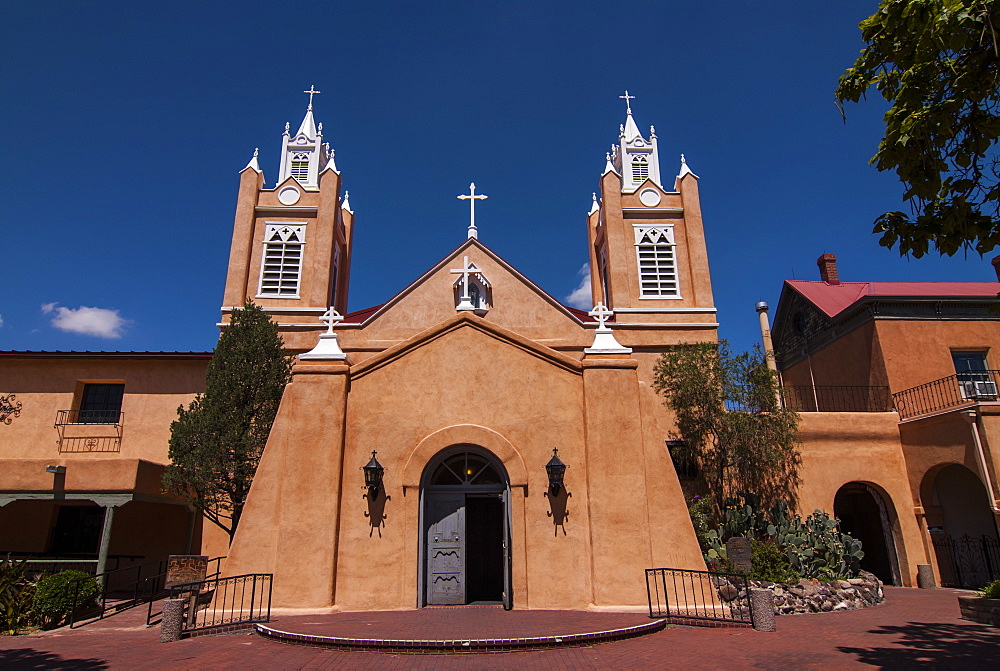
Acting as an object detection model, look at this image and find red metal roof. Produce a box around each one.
[787,280,1000,318]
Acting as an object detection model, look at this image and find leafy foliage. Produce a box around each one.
[164,300,293,544]
[982,577,1000,598]
[653,341,800,519]
[702,493,865,581]
[746,539,799,584]
[32,570,99,630]
[0,555,35,635]
[837,0,1000,257]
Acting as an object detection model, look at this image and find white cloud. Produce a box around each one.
[42,303,129,338]
[565,263,593,310]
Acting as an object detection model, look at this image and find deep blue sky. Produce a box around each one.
[1,1,995,355]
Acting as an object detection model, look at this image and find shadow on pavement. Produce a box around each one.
[837,621,1000,668]
[0,648,108,670]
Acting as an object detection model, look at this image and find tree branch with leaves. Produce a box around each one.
[837,0,1000,257]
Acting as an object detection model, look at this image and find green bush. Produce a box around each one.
[982,579,1000,599]
[32,571,100,629]
[0,555,36,635]
[688,496,715,552]
[746,539,798,584]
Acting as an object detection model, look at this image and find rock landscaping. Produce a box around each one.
[717,570,884,616]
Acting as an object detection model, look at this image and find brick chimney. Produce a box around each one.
[992,255,1000,281]
[817,253,840,284]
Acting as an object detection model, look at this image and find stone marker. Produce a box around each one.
[160,598,185,642]
[916,564,936,589]
[165,555,209,589]
[727,537,752,572]
[750,588,776,632]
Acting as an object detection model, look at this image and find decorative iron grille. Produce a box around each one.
[1,393,22,425]
[168,573,272,635]
[931,535,1000,589]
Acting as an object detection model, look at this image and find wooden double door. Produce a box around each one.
[424,490,511,607]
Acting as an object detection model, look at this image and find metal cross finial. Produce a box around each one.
[304,85,322,110]
[588,302,614,330]
[319,306,343,335]
[450,255,480,309]
[457,182,488,239]
[619,90,635,115]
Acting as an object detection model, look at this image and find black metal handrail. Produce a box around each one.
[645,567,753,626]
[146,556,226,625]
[67,558,165,628]
[893,370,1000,419]
[168,572,272,635]
[54,409,123,425]
[779,385,893,412]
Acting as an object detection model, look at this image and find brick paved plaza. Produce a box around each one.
[1,587,997,669]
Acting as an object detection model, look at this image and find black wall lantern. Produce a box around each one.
[363,450,384,496]
[545,448,567,495]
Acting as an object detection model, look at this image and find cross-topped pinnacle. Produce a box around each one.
[619,90,635,115]
[319,306,344,334]
[450,255,480,310]
[304,85,321,110]
[588,302,614,330]
[457,182,488,239]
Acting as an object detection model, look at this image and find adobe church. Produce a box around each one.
[218,91,715,610]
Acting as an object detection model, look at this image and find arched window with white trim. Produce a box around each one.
[290,153,310,182]
[631,154,649,184]
[634,225,679,298]
[258,224,306,297]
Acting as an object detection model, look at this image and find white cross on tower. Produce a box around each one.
[457,182,488,240]
[319,306,343,334]
[304,85,321,110]
[619,90,635,115]
[588,302,614,331]
[450,256,478,310]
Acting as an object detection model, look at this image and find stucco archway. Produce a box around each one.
[834,482,902,585]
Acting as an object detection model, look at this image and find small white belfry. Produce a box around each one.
[450,255,489,312]
[457,182,487,240]
[300,307,348,360]
[584,303,631,354]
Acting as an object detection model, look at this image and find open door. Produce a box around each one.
[502,489,513,610]
[426,493,465,605]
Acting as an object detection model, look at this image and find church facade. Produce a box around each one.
[219,96,714,610]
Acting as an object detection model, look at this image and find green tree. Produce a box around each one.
[164,300,292,545]
[653,341,800,521]
[836,0,1000,257]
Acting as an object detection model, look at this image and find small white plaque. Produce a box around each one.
[278,186,301,205]
[639,188,661,207]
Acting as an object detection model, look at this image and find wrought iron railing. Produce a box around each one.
[168,573,272,635]
[779,386,893,412]
[54,409,123,425]
[931,535,1000,589]
[67,558,165,628]
[893,370,1000,420]
[645,568,753,626]
[146,556,225,625]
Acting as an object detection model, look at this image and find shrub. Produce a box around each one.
[982,579,1000,599]
[746,539,798,584]
[688,496,715,552]
[32,571,100,629]
[0,555,35,635]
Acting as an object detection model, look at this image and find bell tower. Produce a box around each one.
[585,92,716,328]
[221,89,354,347]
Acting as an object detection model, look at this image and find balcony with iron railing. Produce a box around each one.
[892,370,1000,420]
[780,386,894,413]
[54,410,124,452]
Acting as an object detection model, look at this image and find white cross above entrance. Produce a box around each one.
[319,306,344,334]
[304,85,321,110]
[588,302,614,330]
[457,182,488,239]
[450,255,479,311]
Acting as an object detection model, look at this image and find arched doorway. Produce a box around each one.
[928,464,1000,588]
[419,446,512,608]
[834,483,901,585]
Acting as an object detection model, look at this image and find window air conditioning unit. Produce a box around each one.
[960,380,998,400]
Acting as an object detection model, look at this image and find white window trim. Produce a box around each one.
[633,224,682,299]
[256,222,307,299]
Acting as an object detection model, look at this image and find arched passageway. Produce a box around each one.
[834,483,901,585]
[419,446,511,608]
[926,464,1000,588]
